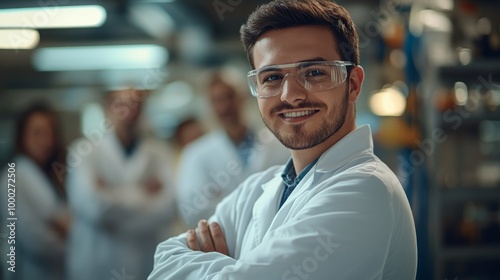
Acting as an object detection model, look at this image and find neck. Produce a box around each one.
[224,122,248,144]
[28,154,47,169]
[291,115,356,174]
[115,125,136,147]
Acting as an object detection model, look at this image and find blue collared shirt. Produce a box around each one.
[236,131,256,167]
[279,157,319,209]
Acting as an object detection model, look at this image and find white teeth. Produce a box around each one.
[282,110,316,118]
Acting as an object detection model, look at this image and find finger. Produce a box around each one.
[209,222,229,256]
[186,229,200,251]
[198,220,215,252]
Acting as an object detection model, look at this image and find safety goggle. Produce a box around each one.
[247,60,355,98]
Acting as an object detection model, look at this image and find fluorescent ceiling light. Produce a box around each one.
[0,5,106,29]
[0,29,39,49]
[142,0,176,2]
[33,44,168,71]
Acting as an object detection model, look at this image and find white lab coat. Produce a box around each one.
[66,132,176,280]
[176,128,290,227]
[1,155,66,280]
[149,125,417,280]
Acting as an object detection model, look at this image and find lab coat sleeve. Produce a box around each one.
[149,173,397,280]
[176,144,217,228]
[66,153,108,225]
[1,166,66,259]
[65,149,140,227]
[14,209,66,259]
[67,141,175,232]
[148,170,256,280]
[115,142,177,235]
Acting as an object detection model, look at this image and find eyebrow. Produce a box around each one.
[297,61,327,69]
[257,57,330,74]
[257,66,280,75]
[298,57,328,63]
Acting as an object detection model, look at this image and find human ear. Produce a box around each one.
[348,66,364,103]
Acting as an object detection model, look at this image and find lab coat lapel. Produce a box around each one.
[315,125,373,174]
[284,126,372,187]
[101,134,127,176]
[123,142,150,183]
[101,133,144,184]
[271,169,316,226]
[251,173,283,243]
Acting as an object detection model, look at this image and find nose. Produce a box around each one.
[279,73,307,104]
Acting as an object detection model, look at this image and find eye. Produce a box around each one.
[305,69,326,77]
[262,74,283,84]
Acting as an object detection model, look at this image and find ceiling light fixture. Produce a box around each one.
[0,5,106,29]
[33,44,168,71]
[0,29,39,49]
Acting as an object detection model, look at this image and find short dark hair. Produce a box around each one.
[240,0,359,68]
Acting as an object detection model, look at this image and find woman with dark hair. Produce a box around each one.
[2,102,69,280]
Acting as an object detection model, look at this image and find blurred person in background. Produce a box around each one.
[176,73,290,227]
[1,103,69,280]
[65,88,176,280]
[171,117,206,168]
[172,118,206,152]
[170,118,207,235]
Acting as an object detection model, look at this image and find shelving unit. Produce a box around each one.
[442,188,500,202]
[368,1,500,278]
[427,62,500,280]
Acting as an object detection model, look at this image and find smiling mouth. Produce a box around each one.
[279,110,318,118]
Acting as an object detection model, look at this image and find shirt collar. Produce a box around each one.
[264,125,373,190]
[236,130,256,165]
[281,157,319,189]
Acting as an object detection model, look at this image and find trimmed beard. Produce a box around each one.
[262,88,349,150]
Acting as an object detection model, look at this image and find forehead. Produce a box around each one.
[25,112,54,131]
[107,89,146,103]
[252,25,341,69]
[110,89,133,99]
[210,82,237,97]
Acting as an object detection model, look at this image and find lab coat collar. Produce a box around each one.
[260,170,284,191]
[256,125,373,217]
[259,125,372,189]
[314,125,373,173]
[274,125,373,211]
[254,172,284,239]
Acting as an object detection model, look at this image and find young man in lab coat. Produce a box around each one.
[66,88,176,280]
[149,0,417,279]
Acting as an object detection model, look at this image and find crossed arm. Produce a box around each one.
[149,173,404,280]
[186,220,229,256]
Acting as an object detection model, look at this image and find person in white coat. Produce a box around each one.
[66,88,176,280]
[1,103,69,280]
[176,74,289,227]
[149,1,418,279]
